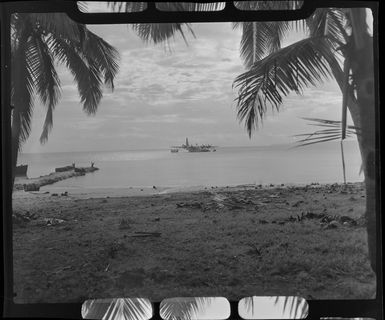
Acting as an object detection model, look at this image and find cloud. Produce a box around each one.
[21,21,343,154]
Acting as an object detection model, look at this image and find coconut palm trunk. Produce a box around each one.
[233,7,377,274]
[348,9,376,273]
[11,110,21,187]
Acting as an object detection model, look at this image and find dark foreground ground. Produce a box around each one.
[12,182,375,303]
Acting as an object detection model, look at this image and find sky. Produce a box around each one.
[21,13,356,153]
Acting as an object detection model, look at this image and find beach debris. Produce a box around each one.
[323,220,339,229]
[208,192,261,211]
[212,193,227,208]
[245,246,262,256]
[44,218,65,226]
[127,232,161,238]
[13,211,37,226]
[107,240,126,258]
[267,211,360,228]
[24,183,40,191]
[292,200,304,207]
[61,191,68,196]
[119,218,133,230]
[176,201,203,210]
[340,215,358,226]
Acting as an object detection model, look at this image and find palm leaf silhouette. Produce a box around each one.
[294,117,359,147]
[240,296,308,319]
[160,297,212,320]
[82,297,219,320]
[81,298,152,320]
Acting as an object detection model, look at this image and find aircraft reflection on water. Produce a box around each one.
[170,138,217,153]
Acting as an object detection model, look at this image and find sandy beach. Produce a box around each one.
[12,182,375,303]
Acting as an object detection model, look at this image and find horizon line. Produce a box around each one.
[19,139,358,155]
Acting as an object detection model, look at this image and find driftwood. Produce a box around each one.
[126,232,161,238]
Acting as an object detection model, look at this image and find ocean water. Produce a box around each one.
[18,141,363,195]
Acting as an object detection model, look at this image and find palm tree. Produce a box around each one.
[108,1,376,274]
[233,7,376,274]
[11,12,119,185]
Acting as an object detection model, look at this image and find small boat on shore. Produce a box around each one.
[15,165,28,177]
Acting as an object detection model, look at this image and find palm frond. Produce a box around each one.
[294,117,359,147]
[108,1,196,46]
[28,27,61,143]
[233,0,301,69]
[11,19,36,149]
[160,297,210,320]
[234,1,303,11]
[37,14,119,92]
[46,34,99,114]
[307,8,348,46]
[46,29,117,115]
[241,296,308,319]
[28,13,81,42]
[274,296,308,319]
[131,23,195,46]
[234,20,292,68]
[79,27,120,89]
[156,2,225,11]
[107,2,147,13]
[82,298,152,320]
[233,36,339,137]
